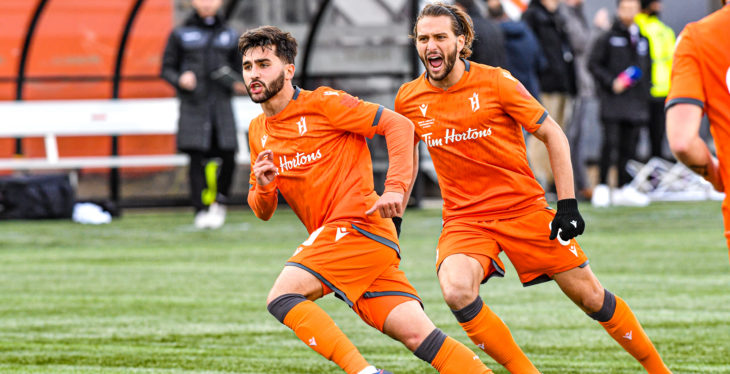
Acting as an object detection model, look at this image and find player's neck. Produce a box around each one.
[261,84,295,117]
[428,58,466,91]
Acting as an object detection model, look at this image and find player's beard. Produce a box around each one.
[421,45,458,82]
[247,70,285,103]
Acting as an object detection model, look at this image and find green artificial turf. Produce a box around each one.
[1,201,728,373]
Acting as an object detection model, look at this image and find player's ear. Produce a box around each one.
[285,63,296,81]
[456,34,465,55]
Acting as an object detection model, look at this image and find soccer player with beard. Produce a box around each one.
[242,26,494,374]
[395,3,671,373]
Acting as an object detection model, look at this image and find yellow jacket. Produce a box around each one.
[635,13,676,97]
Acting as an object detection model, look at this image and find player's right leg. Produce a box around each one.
[553,265,671,373]
[266,265,374,374]
[382,299,493,374]
[351,264,493,373]
[438,253,540,374]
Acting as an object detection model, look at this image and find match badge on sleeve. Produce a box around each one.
[339,93,359,109]
[502,71,517,82]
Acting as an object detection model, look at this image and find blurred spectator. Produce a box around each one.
[486,0,546,99]
[522,0,576,193]
[559,0,598,200]
[635,0,676,160]
[588,0,652,207]
[454,0,507,67]
[161,0,245,229]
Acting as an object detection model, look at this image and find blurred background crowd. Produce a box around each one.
[0,0,724,226]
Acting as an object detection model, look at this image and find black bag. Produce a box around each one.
[0,174,76,220]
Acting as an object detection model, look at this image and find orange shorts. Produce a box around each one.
[287,221,421,331]
[436,208,589,286]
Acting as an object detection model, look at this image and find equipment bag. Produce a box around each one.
[0,174,76,220]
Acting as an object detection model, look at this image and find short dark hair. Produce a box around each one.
[411,2,474,59]
[238,26,298,64]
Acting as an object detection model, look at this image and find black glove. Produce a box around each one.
[392,216,403,238]
[549,199,585,241]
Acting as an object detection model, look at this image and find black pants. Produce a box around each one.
[648,97,667,160]
[186,142,236,213]
[567,97,592,192]
[599,119,641,187]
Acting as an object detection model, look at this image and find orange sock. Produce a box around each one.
[414,329,493,374]
[269,294,369,374]
[591,291,671,373]
[453,297,539,373]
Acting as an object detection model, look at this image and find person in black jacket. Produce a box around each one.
[161,0,245,229]
[486,0,545,100]
[588,0,652,207]
[454,0,506,67]
[522,0,576,194]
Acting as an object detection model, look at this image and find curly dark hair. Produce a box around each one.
[411,2,474,59]
[238,25,298,64]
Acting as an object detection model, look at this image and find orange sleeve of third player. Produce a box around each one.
[666,27,705,110]
[374,109,415,195]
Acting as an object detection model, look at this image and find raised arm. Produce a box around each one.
[247,150,279,220]
[364,109,415,219]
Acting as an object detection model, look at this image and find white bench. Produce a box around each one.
[0,97,261,170]
[0,97,262,207]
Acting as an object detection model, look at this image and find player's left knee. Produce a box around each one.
[581,286,606,313]
[586,289,617,322]
[413,328,447,363]
[267,293,307,324]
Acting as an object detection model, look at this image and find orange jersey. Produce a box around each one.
[395,60,548,222]
[666,5,730,190]
[248,86,408,240]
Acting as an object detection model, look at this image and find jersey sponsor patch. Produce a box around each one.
[339,94,359,109]
[516,81,532,99]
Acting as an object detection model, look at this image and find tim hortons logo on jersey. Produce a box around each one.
[323,90,339,96]
[469,92,480,112]
[422,127,492,148]
[419,104,428,117]
[297,116,307,136]
[261,134,268,147]
[279,149,323,172]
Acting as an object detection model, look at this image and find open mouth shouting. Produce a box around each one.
[427,53,444,74]
[249,80,265,95]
